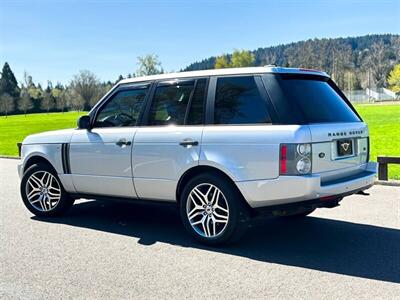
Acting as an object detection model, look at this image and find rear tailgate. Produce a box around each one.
[262,72,370,183]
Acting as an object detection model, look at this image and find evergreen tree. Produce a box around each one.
[0,62,20,114]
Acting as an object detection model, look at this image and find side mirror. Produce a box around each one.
[77,115,91,130]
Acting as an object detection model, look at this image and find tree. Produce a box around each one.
[230,49,255,68]
[214,50,255,69]
[0,93,14,117]
[136,54,163,76]
[56,89,68,113]
[363,41,391,88]
[41,83,55,113]
[388,64,400,93]
[18,87,33,115]
[0,62,20,114]
[52,82,66,112]
[215,55,230,69]
[70,70,101,110]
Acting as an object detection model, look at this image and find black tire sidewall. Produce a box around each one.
[20,163,73,217]
[180,173,248,245]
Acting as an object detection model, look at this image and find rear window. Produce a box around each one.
[279,76,360,123]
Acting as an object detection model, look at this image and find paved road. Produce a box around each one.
[1,158,399,299]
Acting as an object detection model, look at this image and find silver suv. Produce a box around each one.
[18,67,377,245]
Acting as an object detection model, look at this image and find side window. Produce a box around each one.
[148,81,195,126]
[94,87,148,128]
[214,76,271,125]
[187,78,207,125]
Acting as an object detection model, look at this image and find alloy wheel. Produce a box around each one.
[186,183,229,238]
[25,171,61,212]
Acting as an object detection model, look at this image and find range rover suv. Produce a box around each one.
[18,67,377,245]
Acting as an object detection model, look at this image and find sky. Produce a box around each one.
[0,0,399,86]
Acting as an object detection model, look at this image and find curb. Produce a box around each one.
[374,180,400,187]
[0,156,20,160]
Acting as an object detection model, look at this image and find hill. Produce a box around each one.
[183,34,400,90]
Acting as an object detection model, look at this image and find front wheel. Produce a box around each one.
[20,163,74,217]
[180,173,249,245]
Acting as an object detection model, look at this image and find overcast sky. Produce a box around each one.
[1,0,399,85]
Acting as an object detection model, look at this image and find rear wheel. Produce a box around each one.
[20,163,74,217]
[180,173,249,245]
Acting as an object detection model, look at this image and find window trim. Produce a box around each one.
[206,75,277,126]
[91,82,153,129]
[185,77,209,126]
[140,77,209,127]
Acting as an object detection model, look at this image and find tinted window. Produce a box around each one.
[187,78,207,125]
[148,81,194,125]
[214,76,271,125]
[279,77,360,123]
[94,87,148,127]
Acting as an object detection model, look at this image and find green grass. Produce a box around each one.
[1,105,399,179]
[0,112,85,156]
[354,104,400,180]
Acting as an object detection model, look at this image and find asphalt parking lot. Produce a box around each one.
[1,158,399,299]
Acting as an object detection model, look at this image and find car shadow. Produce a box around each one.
[32,199,400,283]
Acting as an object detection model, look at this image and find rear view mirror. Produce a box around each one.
[77,115,91,130]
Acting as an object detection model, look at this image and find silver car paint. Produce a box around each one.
[132,126,203,201]
[69,127,137,198]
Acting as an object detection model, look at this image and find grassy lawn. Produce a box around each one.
[354,104,400,180]
[0,105,399,179]
[0,112,85,156]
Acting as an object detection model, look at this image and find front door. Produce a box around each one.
[132,78,208,201]
[70,83,150,197]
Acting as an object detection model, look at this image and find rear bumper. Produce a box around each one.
[237,162,377,208]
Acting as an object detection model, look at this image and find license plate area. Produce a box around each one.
[336,139,354,157]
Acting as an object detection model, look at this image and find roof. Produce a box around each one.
[119,66,329,84]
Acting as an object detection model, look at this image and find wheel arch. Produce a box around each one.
[176,165,251,209]
[23,155,56,174]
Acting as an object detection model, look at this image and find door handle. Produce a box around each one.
[116,139,132,147]
[179,139,199,147]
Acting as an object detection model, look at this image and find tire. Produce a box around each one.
[281,208,315,218]
[180,173,250,246]
[20,162,74,217]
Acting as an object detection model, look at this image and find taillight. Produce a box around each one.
[280,144,287,174]
[280,143,312,175]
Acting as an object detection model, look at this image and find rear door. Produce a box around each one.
[132,78,208,201]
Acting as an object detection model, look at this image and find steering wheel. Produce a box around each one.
[113,112,134,126]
